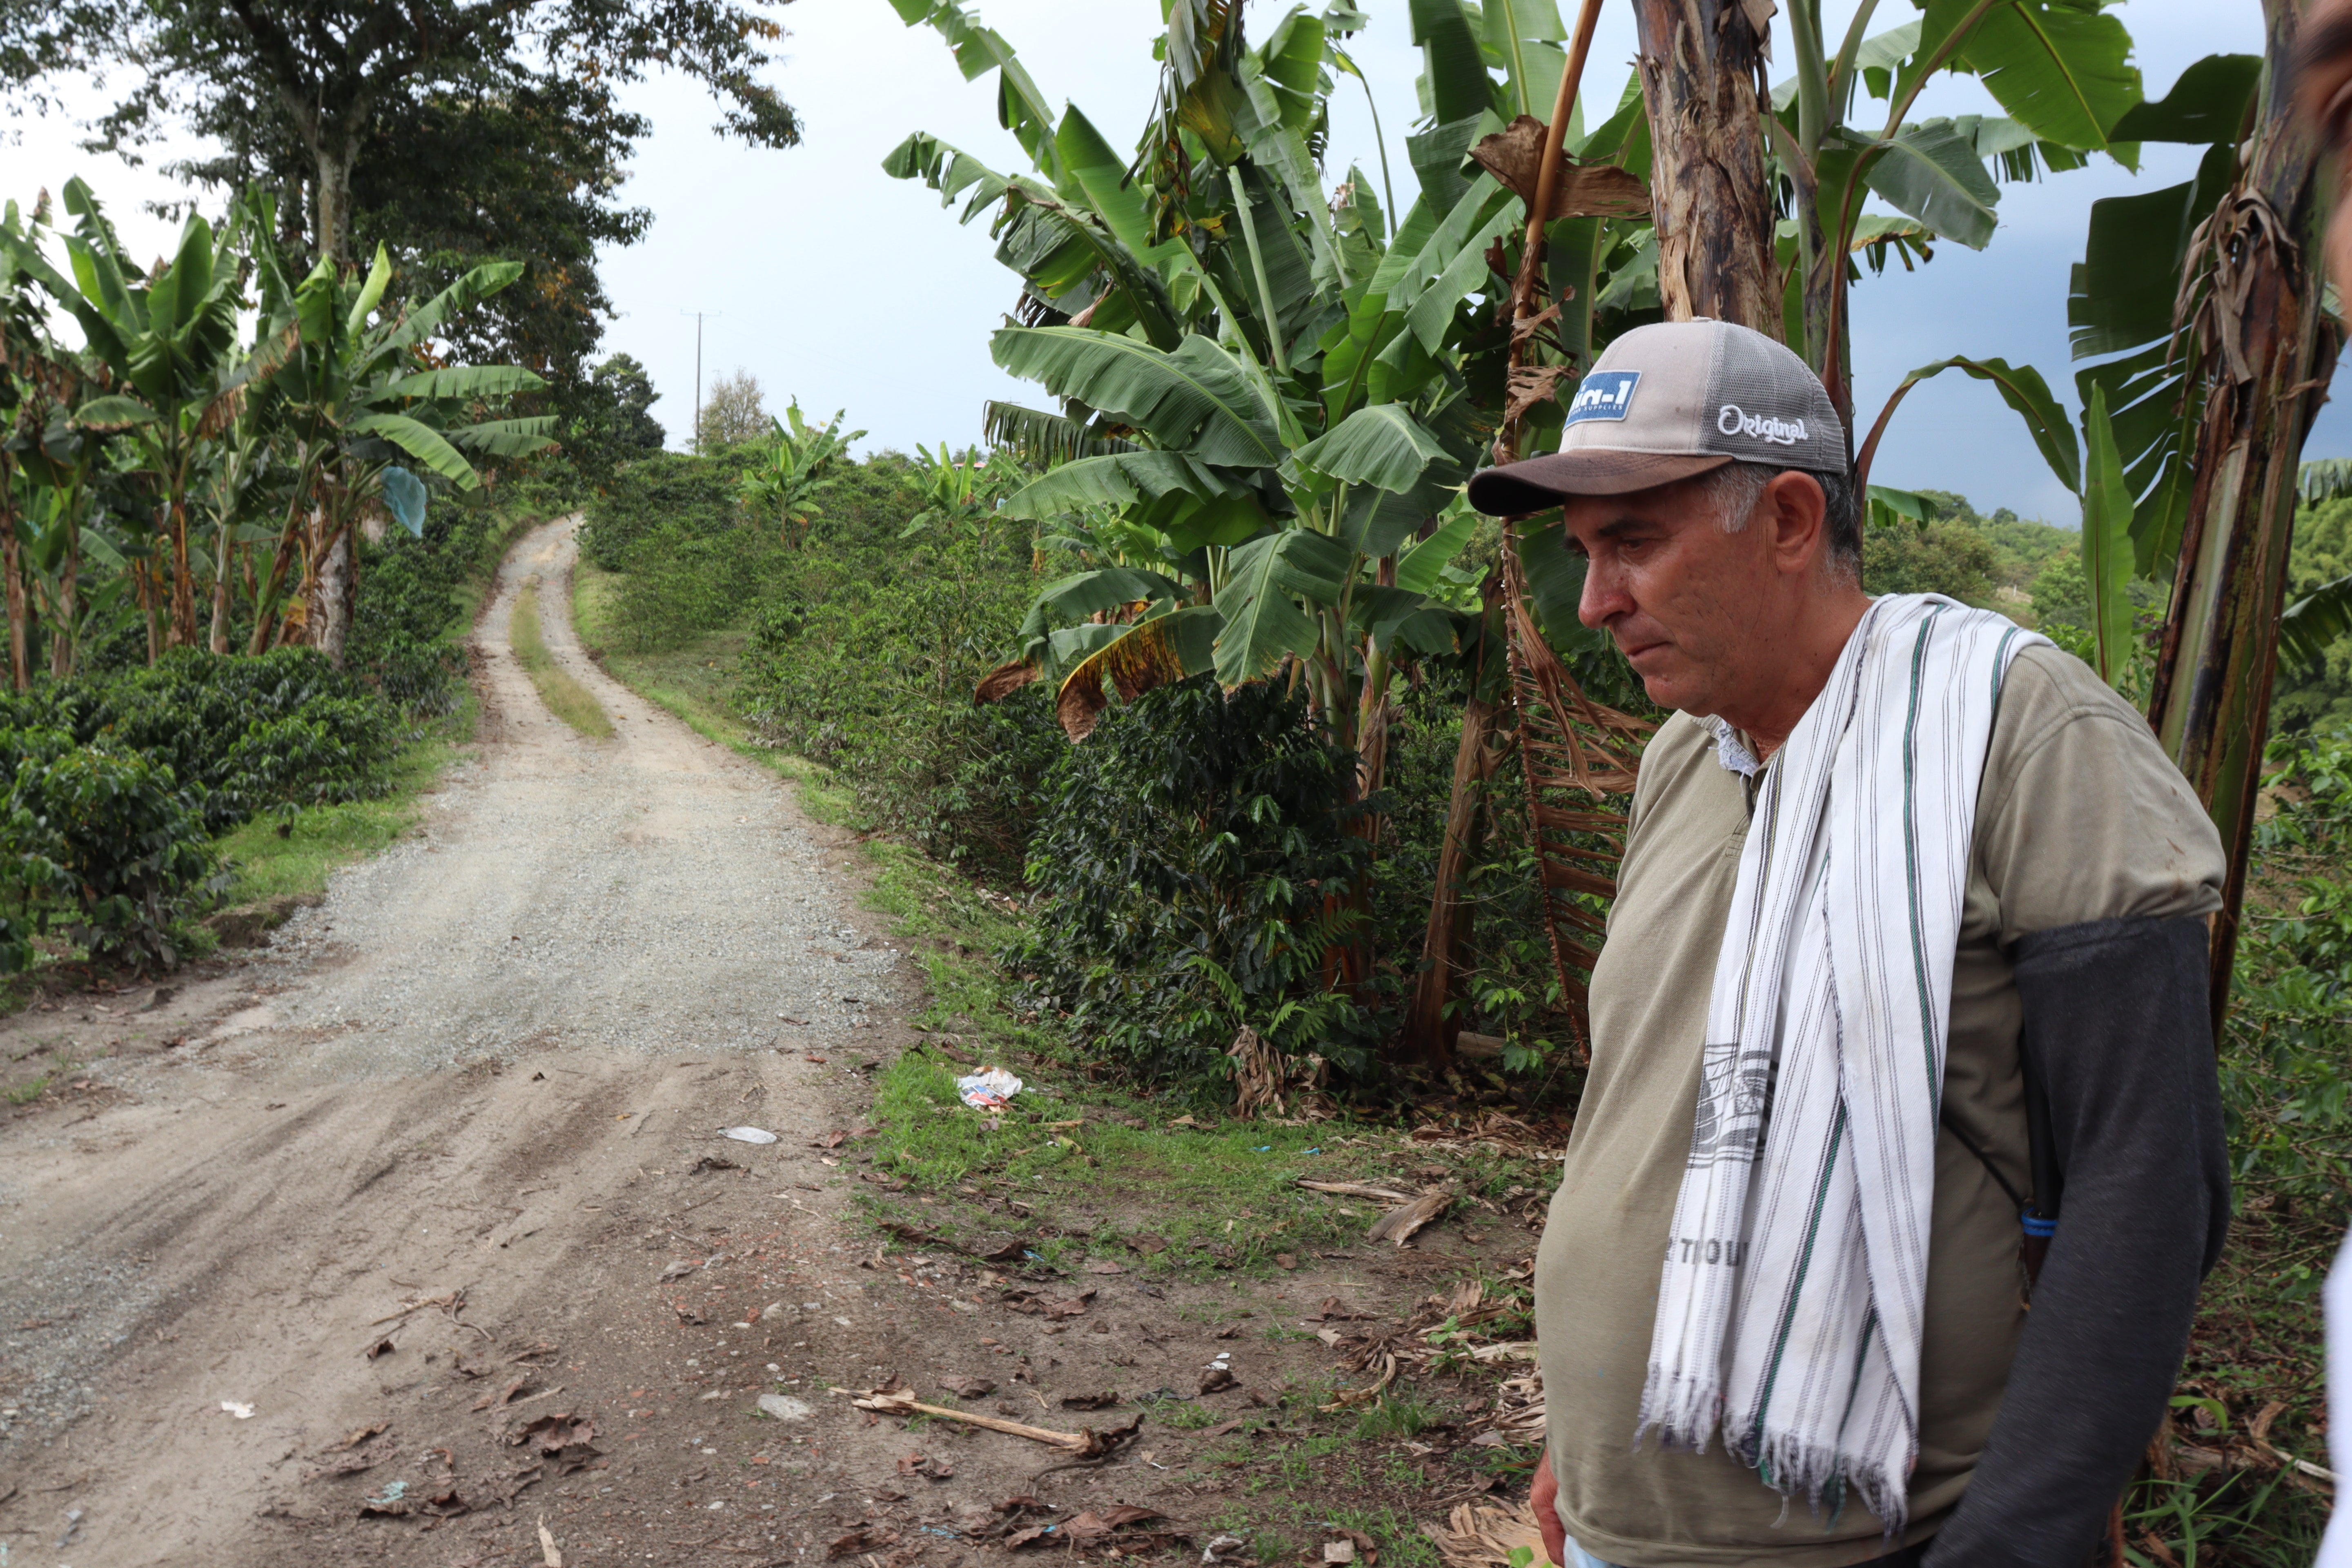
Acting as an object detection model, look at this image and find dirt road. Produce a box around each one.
[0,517,1515,1568]
[0,517,949,1564]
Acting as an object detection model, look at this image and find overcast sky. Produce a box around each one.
[6,0,2336,524]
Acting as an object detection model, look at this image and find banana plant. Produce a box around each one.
[887,0,1649,748]
[16,471,135,683]
[888,0,1667,1026]
[1838,38,2328,1020]
[1839,51,2263,690]
[898,443,1005,541]
[0,179,262,653]
[198,414,274,657]
[1846,51,2268,697]
[249,226,555,663]
[1,198,128,685]
[0,202,53,689]
[739,402,863,543]
[1765,0,2145,425]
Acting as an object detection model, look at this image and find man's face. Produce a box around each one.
[1561,475,1783,717]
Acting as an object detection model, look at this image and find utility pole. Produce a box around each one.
[680,310,722,452]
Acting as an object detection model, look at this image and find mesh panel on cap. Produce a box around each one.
[1700,331,1846,470]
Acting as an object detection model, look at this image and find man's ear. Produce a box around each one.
[1761,470,1830,575]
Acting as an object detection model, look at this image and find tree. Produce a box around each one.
[2138,11,2337,1022]
[1860,518,1999,604]
[1768,0,2141,423]
[1630,0,1777,333]
[0,0,802,265]
[696,370,771,452]
[891,0,1676,1028]
[1853,37,2330,1016]
[345,76,653,405]
[900,443,1004,541]
[4,180,256,655]
[573,353,667,466]
[248,231,555,661]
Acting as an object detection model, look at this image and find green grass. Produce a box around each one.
[1350,1394,1436,1442]
[571,562,745,733]
[4,1073,51,1106]
[2124,1472,2329,1568]
[214,723,463,904]
[511,582,613,738]
[862,1050,1361,1272]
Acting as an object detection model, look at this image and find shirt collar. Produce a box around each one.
[1699,714,1763,779]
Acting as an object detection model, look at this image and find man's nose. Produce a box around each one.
[1579,553,1628,628]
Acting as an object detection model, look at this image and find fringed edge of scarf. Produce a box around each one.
[1632,1363,1724,1456]
[1725,1425,1911,1538]
[1639,1365,1913,1536]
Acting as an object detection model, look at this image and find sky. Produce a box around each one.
[5,0,2339,525]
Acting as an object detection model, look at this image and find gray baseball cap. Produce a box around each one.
[1466,319,1848,514]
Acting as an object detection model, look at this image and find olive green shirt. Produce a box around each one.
[1535,643,2225,1567]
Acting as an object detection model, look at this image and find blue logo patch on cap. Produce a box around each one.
[1564,370,1641,425]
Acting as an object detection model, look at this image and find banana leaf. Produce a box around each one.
[1056,605,1223,739]
[991,327,1282,470]
[2278,575,2352,668]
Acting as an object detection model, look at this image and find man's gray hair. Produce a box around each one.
[1699,461,1862,577]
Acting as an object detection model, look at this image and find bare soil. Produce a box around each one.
[0,518,1537,1567]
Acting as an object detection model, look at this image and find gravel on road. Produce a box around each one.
[244,515,910,1075]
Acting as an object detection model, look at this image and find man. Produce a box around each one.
[1466,320,2230,1568]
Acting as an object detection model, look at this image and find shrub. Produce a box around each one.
[1002,678,1380,1086]
[0,743,223,971]
[0,649,403,834]
[2221,729,2352,1220]
[607,519,786,653]
[1363,675,1594,1077]
[349,526,474,714]
[578,449,754,570]
[731,527,1060,880]
[1862,519,2001,604]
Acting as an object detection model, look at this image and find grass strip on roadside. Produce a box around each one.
[513,581,614,738]
[214,729,461,904]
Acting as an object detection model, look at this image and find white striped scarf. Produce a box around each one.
[1635,595,2044,1530]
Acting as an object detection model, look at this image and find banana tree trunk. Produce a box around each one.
[209,521,234,655]
[251,460,311,656]
[1400,695,1510,1061]
[2,517,27,692]
[2147,0,2337,1033]
[49,525,77,679]
[311,523,355,667]
[1631,0,1784,335]
[168,493,198,649]
[139,559,161,664]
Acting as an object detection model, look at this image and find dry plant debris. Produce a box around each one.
[1422,1500,1555,1568]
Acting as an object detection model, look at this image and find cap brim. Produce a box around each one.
[1466,450,1732,515]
